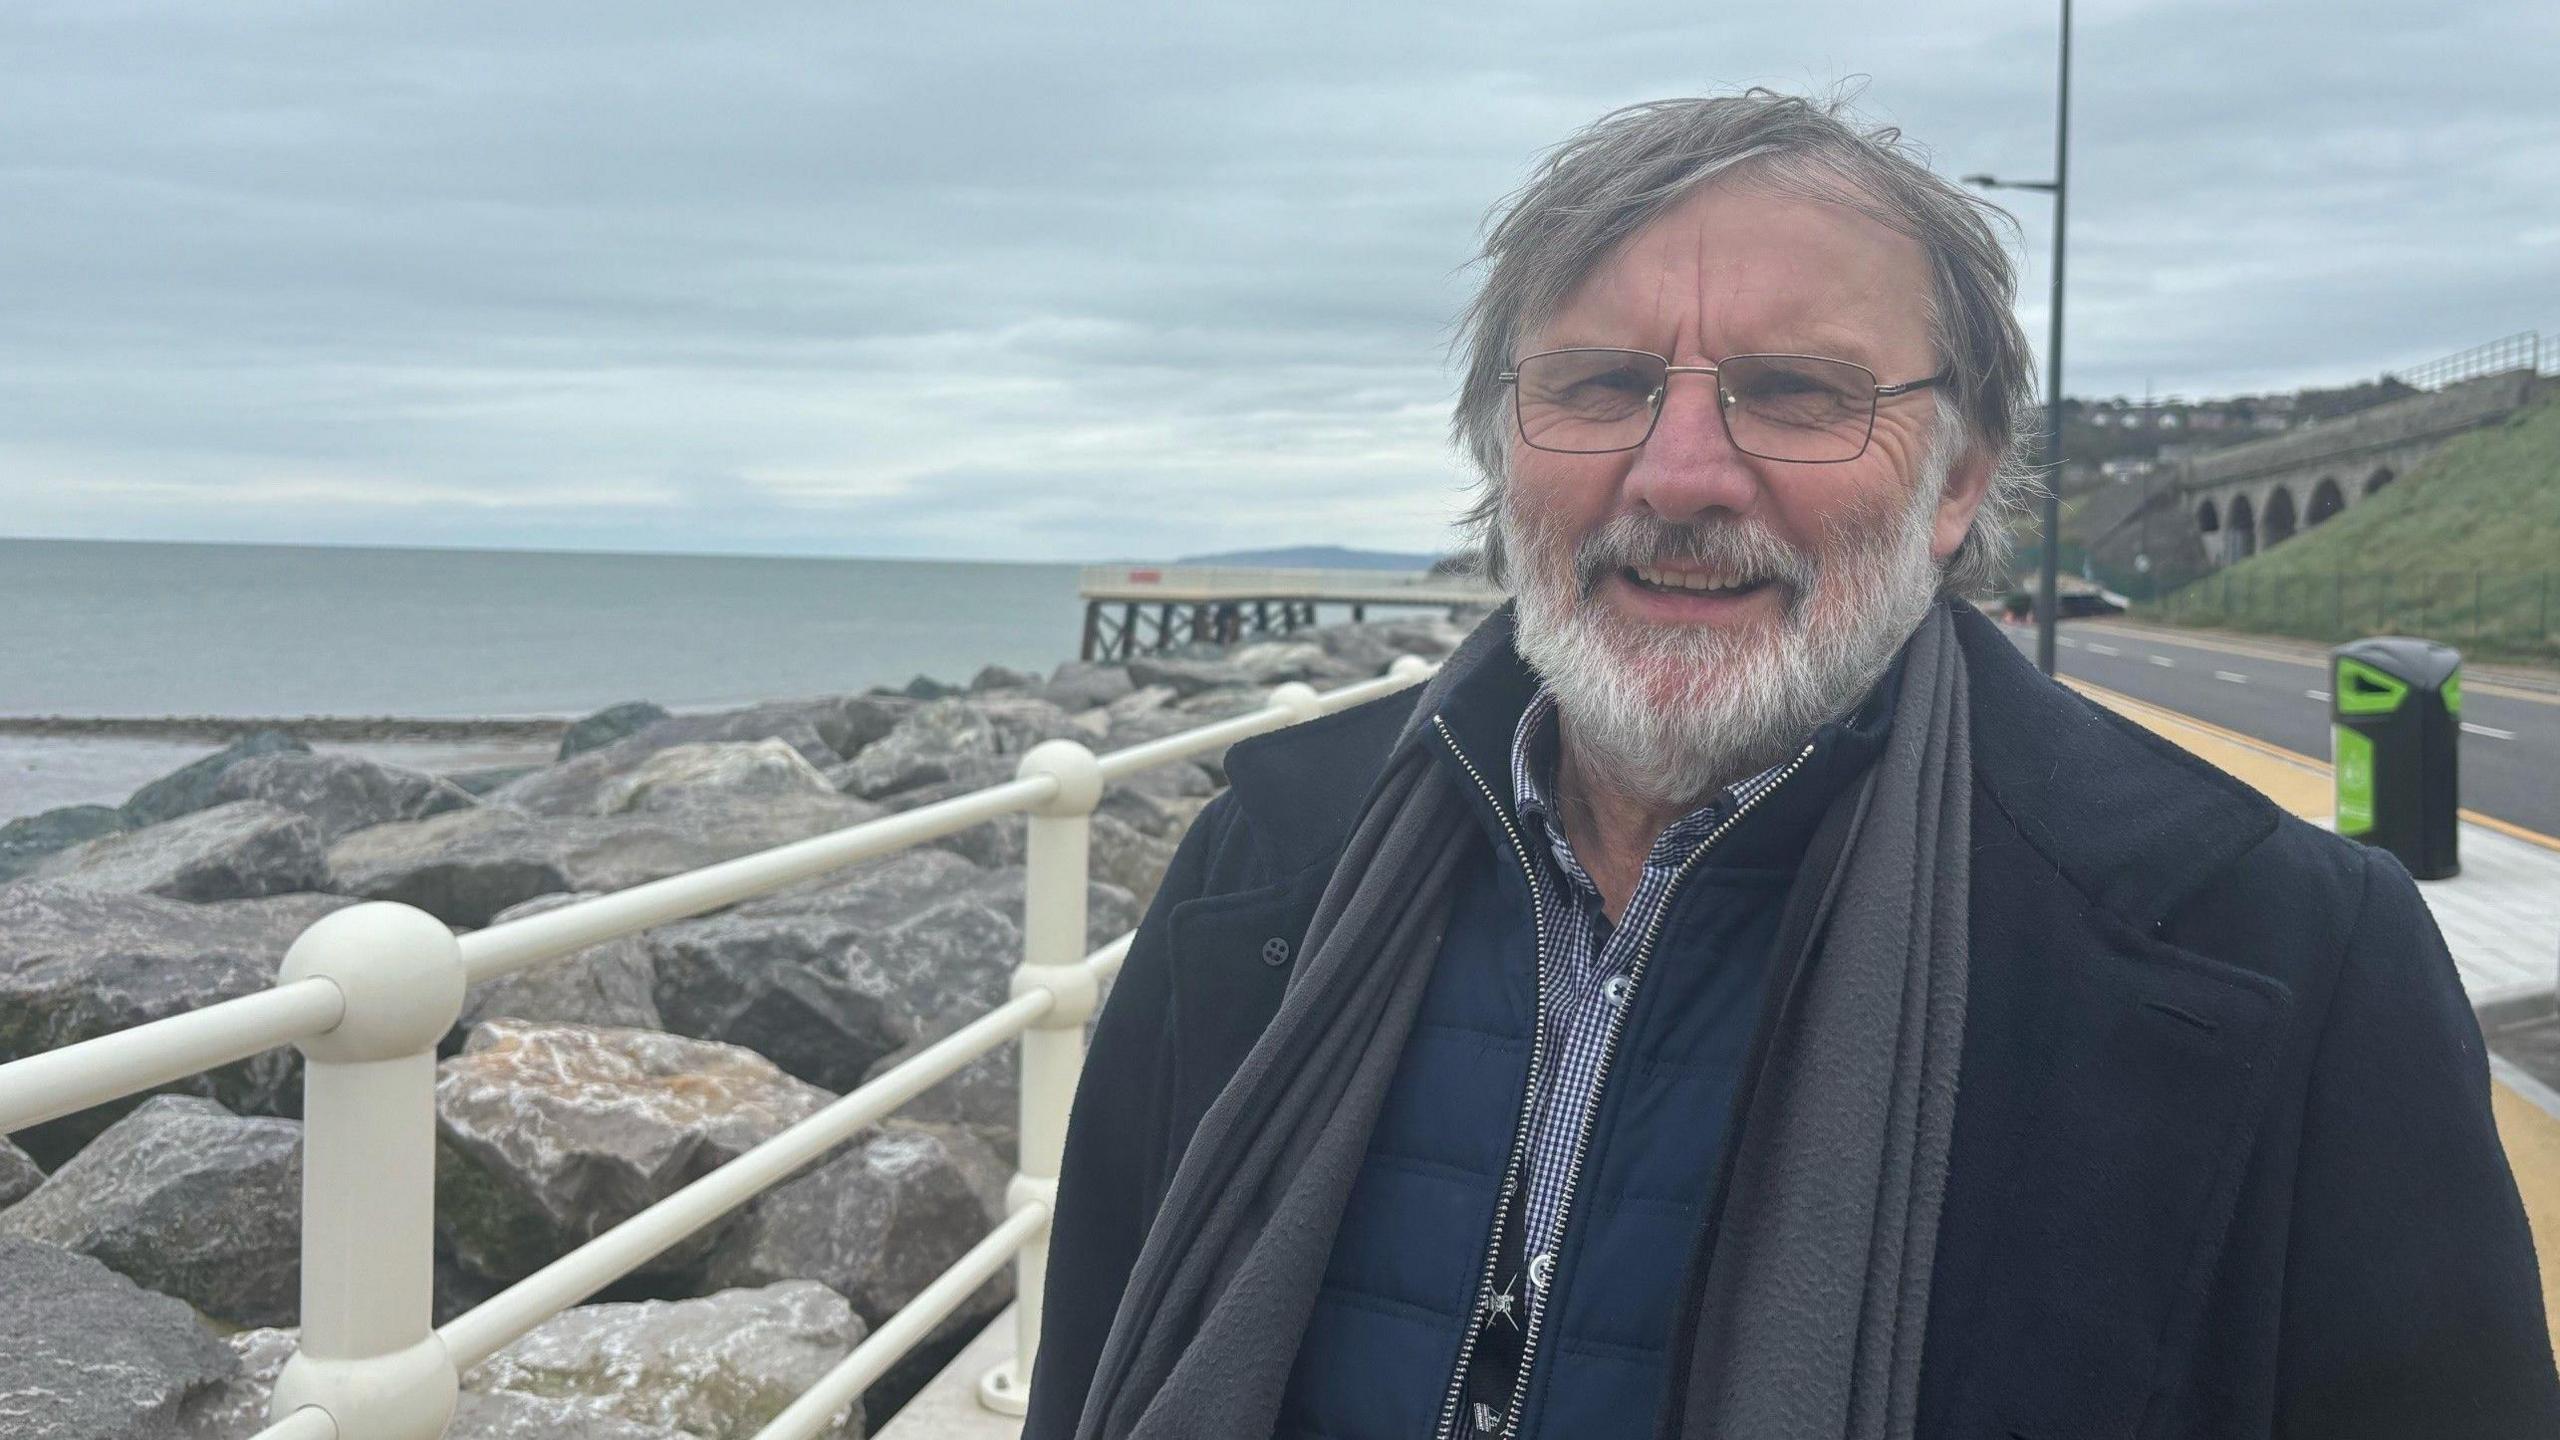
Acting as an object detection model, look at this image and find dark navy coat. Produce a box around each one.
[1023,601,2560,1439]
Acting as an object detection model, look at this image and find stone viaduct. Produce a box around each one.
[2180,368,2546,565]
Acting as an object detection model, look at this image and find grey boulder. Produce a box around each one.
[326,789,886,928]
[209,750,478,843]
[490,698,908,818]
[0,1095,301,1328]
[858,1026,1018,1160]
[0,802,129,883]
[0,1135,42,1206]
[122,731,312,827]
[968,663,1038,692]
[646,852,1135,1095]
[1039,660,1136,711]
[27,800,331,903]
[458,891,665,1035]
[463,1280,868,1440]
[0,1236,239,1440]
[831,697,1087,803]
[1226,639,1357,685]
[648,850,1010,1092]
[1088,812,1181,910]
[1127,656,1253,698]
[597,740,841,814]
[181,1327,704,1440]
[0,885,358,1165]
[434,1020,834,1283]
[560,700,673,761]
[702,1121,1010,1345]
[831,701,1003,801]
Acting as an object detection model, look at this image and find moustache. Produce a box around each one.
[1565,514,1819,601]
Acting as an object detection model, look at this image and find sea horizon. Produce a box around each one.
[1,534,1098,722]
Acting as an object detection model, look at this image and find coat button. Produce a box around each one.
[1260,936,1291,967]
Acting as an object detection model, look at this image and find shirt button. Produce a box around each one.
[1600,975,1632,1006]
[1260,936,1291,967]
[1527,1251,1555,1292]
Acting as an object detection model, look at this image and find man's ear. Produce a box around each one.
[1930,441,1997,564]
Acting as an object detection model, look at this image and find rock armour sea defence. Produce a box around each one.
[0,611,1471,1433]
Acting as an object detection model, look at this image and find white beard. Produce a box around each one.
[1501,456,1951,811]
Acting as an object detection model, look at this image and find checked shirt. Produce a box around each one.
[1485,684,1789,1349]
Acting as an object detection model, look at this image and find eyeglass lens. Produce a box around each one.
[1512,350,1879,461]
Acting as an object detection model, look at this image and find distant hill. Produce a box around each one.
[2151,392,2560,661]
[1170,545,1447,571]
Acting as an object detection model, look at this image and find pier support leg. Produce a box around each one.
[1079,603,1100,663]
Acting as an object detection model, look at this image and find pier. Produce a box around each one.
[1076,564,1499,660]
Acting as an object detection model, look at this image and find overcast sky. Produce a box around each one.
[5,1,2555,563]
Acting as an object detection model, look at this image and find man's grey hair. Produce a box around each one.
[1451,89,2041,597]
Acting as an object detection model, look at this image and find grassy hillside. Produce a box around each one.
[2146,392,2560,662]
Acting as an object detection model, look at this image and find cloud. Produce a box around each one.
[3,0,2554,558]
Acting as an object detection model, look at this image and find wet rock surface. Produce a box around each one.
[0,1135,43,1205]
[0,1236,239,1440]
[459,890,667,1035]
[0,802,131,883]
[1,1095,303,1327]
[27,800,332,902]
[120,730,312,828]
[463,1281,869,1440]
[0,885,359,1165]
[209,749,479,843]
[701,1120,1010,1327]
[434,1020,835,1283]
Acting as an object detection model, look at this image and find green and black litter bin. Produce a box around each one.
[2330,636,2462,879]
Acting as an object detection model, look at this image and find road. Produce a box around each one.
[1998,619,2560,840]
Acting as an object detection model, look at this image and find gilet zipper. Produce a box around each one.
[1442,731,1819,1439]
[1429,712,1554,1440]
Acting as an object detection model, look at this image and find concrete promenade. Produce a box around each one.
[884,678,2560,1432]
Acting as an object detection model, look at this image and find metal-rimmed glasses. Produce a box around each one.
[1497,347,1951,463]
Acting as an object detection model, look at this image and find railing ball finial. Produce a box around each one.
[277,901,467,1063]
[1265,681,1324,724]
[1389,653,1435,682]
[1015,738,1104,818]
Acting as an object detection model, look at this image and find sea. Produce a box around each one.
[1,536,1089,822]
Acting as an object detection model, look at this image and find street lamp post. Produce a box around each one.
[1966,0,2073,676]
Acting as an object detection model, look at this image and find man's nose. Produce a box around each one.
[1622,372,1763,524]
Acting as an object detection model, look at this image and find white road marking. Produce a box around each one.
[2149,655,2177,668]
[2085,643,2121,656]
[2461,722,2517,740]
[2214,670,2249,684]
[2058,636,2081,648]
[2306,689,2331,702]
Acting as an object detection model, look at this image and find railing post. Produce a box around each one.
[268,902,468,1440]
[981,739,1105,1417]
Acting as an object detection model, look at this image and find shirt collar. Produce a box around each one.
[1507,684,1782,881]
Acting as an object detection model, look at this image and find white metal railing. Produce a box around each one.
[0,655,1441,1440]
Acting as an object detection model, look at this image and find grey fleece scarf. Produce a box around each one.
[1073,603,1972,1440]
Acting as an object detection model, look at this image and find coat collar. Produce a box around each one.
[1226,598,2281,932]
[1944,601,2279,928]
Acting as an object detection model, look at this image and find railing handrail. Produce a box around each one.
[0,652,1443,1440]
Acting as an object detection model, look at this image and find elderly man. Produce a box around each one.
[1023,92,2559,1439]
